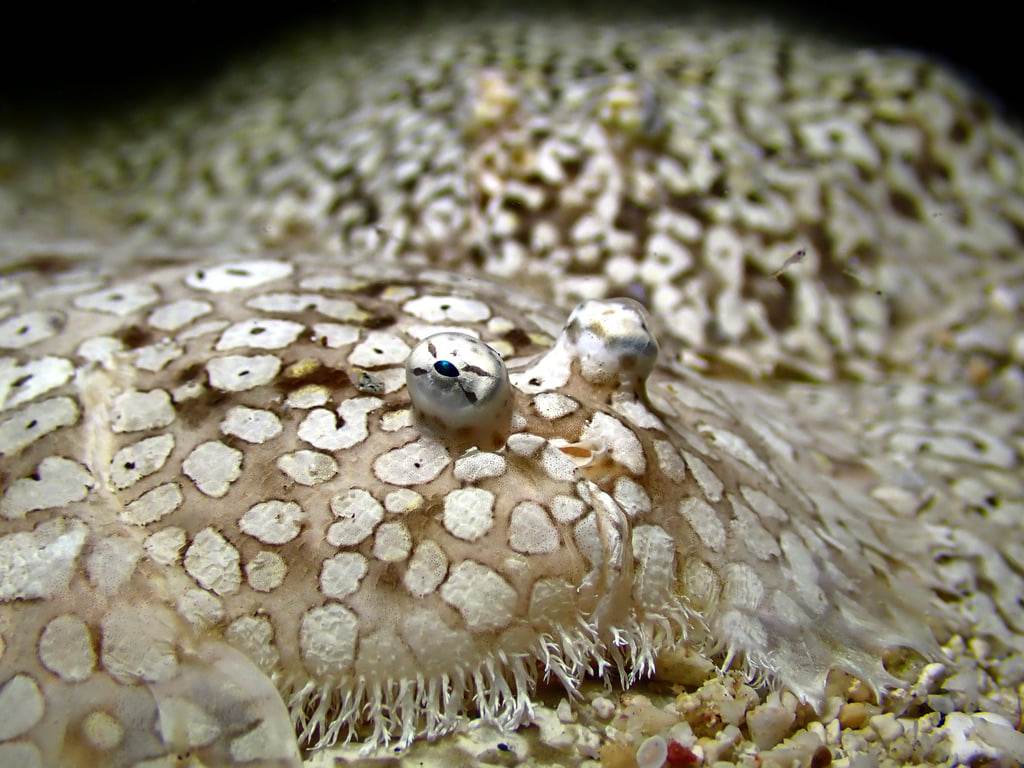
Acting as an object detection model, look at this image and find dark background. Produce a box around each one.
[0,2,1018,122]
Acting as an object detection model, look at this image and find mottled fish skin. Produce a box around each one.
[1,14,1023,768]
[0,252,1019,767]
[4,19,1024,394]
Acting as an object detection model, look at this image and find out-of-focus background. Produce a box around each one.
[1,1,1019,123]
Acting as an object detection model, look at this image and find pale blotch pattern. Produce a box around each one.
[443,488,495,542]
[327,489,384,547]
[2,15,1024,764]
[183,440,243,497]
[220,406,282,444]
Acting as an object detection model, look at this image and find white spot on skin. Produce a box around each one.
[443,488,495,541]
[300,604,358,677]
[226,616,279,671]
[320,552,368,598]
[0,356,73,410]
[552,494,587,523]
[403,295,492,323]
[631,525,676,609]
[380,408,413,431]
[276,450,338,486]
[0,311,63,350]
[699,424,777,483]
[728,496,781,561]
[403,540,448,597]
[110,389,175,433]
[230,717,298,762]
[349,331,411,367]
[86,536,141,595]
[532,392,579,419]
[0,396,78,457]
[540,442,579,481]
[109,436,175,489]
[509,502,560,554]
[245,551,287,592]
[73,283,159,316]
[679,497,726,552]
[373,521,412,562]
[0,674,45,740]
[779,531,827,615]
[144,526,186,566]
[184,527,242,595]
[298,397,383,450]
[157,697,222,748]
[453,451,506,482]
[0,518,87,601]
[653,439,687,481]
[722,562,766,611]
[182,441,243,497]
[215,318,305,351]
[1,456,94,519]
[175,386,213,415]
[77,336,124,366]
[185,260,293,292]
[240,500,305,544]
[507,432,545,456]
[716,609,768,651]
[373,439,451,486]
[82,711,124,751]
[39,614,95,682]
[683,450,724,502]
[206,354,282,392]
[741,486,789,521]
[148,299,213,331]
[220,406,282,444]
[133,341,184,372]
[286,384,330,409]
[612,476,650,519]
[176,588,225,630]
[581,412,645,474]
[385,489,424,514]
[441,561,518,632]
[311,323,359,348]
[100,606,179,684]
[327,489,384,546]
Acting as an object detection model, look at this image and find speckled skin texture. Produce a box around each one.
[1,13,1023,768]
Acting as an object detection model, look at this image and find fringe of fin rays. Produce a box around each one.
[277,599,778,754]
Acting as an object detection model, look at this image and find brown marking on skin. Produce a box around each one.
[502,327,532,348]
[116,324,153,350]
[0,254,73,276]
[176,389,231,427]
[175,362,205,383]
[362,315,395,329]
[354,281,391,298]
[274,358,351,393]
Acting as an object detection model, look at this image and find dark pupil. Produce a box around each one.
[434,360,460,377]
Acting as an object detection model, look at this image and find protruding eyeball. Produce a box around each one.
[406,332,512,433]
[562,298,659,385]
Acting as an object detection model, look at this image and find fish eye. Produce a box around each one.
[563,298,659,385]
[406,332,511,432]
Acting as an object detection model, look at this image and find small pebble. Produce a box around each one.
[593,696,616,720]
[557,697,575,723]
[838,702,872,729]
[868,713,903,745]
[636,735,668,768]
